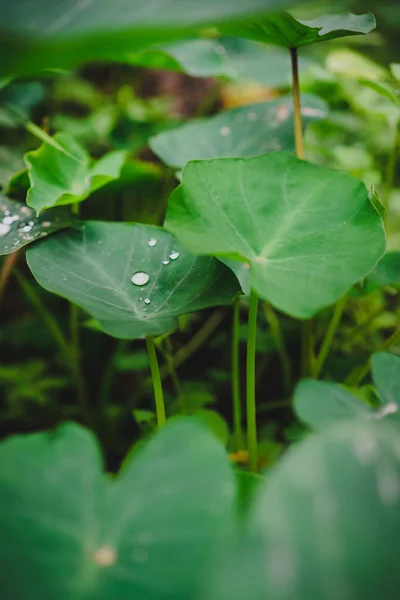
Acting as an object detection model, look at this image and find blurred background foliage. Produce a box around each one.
[0,0,399,470]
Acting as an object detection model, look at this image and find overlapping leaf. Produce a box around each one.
[27,221,241,339]
[165,152,385,318]
[25,132,126,213]
[150,95,327,168]
[0,419,236,600]
[0,196,74,256]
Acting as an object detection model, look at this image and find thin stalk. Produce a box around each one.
[312,294,347,378]
[146,335,166,427]
[163,337,182,399]
[345,323,400,387]
[0,251,20,307]
[290,46,314,376]
[232,297,244,451]
[246,290,259,473]
[263,303,292,394]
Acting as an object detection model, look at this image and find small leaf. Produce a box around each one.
[294,379,373,431]
[25,132,125,213]
[0,418,236,600]
[26,221,241,339]
[150,95,327,169]
[222,11,376,48]
[372,352,400,409]
[165,153,385,318]
[0,196,74,256]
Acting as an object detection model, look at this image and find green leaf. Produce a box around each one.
[150,95,327,169]
[26,221,240,339]
[294,379,373,431]
[372,352,400,409]
[360,80,399,106]
[206,419,400,600]
[0,418,236,600]
[25,133,126,213]
[194,409,230,445]
[165,153,385,318]
[222,11,376,48]
[390,63,400,82]
[369,251,400,287]
[0,196,74,256]
[0,0,307,78]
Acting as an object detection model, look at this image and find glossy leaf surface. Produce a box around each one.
[27,221,240,338]
[165,153,385,318]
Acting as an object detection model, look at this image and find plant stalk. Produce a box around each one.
[246,290,259,473]
[232,297,244,451]
[263,303,292,394]
[146,335,166,427]
[312,294,347,378]
[0,251,20,307]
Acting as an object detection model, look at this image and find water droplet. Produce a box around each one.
[20,206,31,215]
[144,298,151,305]
[42,221,51,228]
[3,215,19,225]
[148,238,157,247]
[19,222,33,233]
[220,126,231,136]
[93,546,117,567]
[131,271,150,286]
[247,111,257,121]
[0,223,11,236]
[214,44,226,55]
[162,259,170,265]
[169,251,179,260]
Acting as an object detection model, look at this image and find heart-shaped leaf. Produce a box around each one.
[150,95,327,169]
[372,352,400,410]
[294,379,373,431]
[26,221,240,339]
[205,419,400,600]
[0,418,236,600]
[165,153,385,318]
[222,11,376,48]
[0,196,74,256]
[0,0,307,78]
[25,132,126,213]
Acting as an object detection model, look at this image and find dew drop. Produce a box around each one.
[220,126,231,136]
[0,223,11,236]
[247,111,257,121]
[3,215,19,225]
[169,251,179,260]
[131,272,150,286]
[162,259,170,265]
[144,298,151,305]
[148,238,157,247]
[42,221,51,228]
[19,222,33,233]
[93,546,117,567]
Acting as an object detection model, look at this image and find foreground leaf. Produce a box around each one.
[206,419,400,600]
[0,418,236,600]
[150,95,327,169]
[0,196,74,256]
[165,153,385,318]
[27,221,240,339]
[25,132,125,213]
[222,11,376,48]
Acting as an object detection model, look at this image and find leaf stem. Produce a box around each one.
[146,335,166,427]
[263,303,292,394]
[246,290,259,473]
[232,297,244,451]
[0,251,20,308]
[312,294,347,378]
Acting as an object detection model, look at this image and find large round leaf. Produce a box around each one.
[205,419,400,600]
[0,0,307,78]
[26,221,240,338]
[0,418,236,600]
[150,95,327,169]
[165,153,385,318]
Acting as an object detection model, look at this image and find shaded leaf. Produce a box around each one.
[165,153,385,318]
[372,352,400,409]
[0,196,74,256]
[0,418,236,600]
[27,221,241,339]
[369,251,400,287]
[150,95,327,169]
[25,132,125,213]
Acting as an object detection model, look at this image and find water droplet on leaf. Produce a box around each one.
[162,259,170,265]
[0,223,10,236]
[220,126,231,136]
[148,238,157,247]
[144,298,151,305]
[131,271,150,286]
[169,251,179,260]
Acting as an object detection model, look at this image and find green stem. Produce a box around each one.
[301,320,313,377]
[146,336,166,427]
[163,337,182,399]
[232,297,244,451]
[312,294,347,378]
[263,303,292,394]
[246,290,259,473]
[345,323,400,387]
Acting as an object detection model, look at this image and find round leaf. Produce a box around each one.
[150,95,327,169]
[0,196,75,256]
[0,418,236,600]
[26,221,240,339]
[165,152,385,318]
